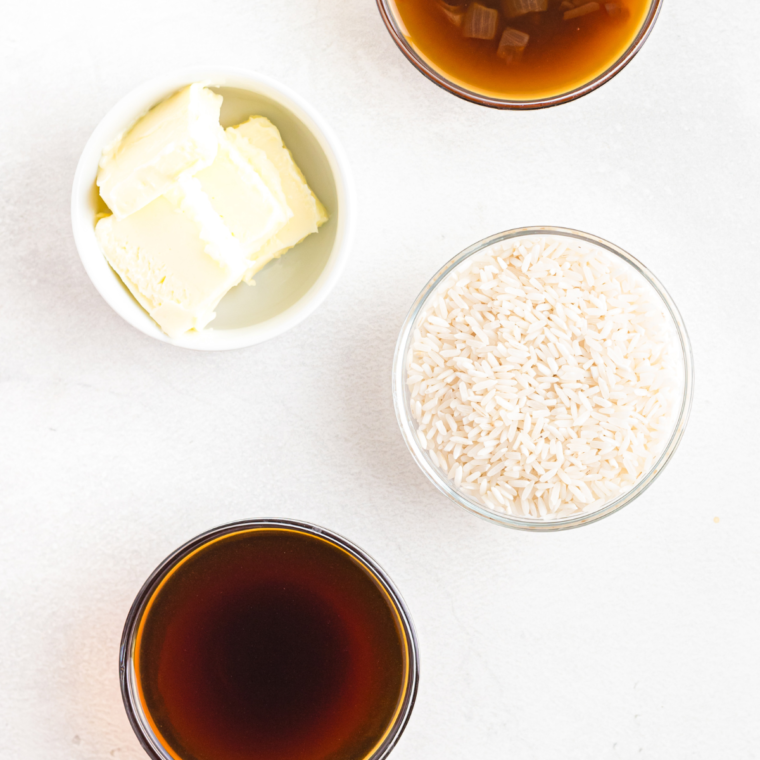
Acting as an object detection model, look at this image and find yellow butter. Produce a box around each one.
[228,117,328,280]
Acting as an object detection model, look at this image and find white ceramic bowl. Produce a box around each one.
[71,67,355,350]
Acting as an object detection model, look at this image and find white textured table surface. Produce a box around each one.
[2,1,759,758]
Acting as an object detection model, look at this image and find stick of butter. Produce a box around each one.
[95,177,248,338]
[227,117,328,281]
[97,84,222,220]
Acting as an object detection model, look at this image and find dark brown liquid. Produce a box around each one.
[136,529,408,760]
[393,0,651,100]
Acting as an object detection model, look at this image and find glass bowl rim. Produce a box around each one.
[392,226,694,532]
[119,518,420,760]
[375,0,664,110]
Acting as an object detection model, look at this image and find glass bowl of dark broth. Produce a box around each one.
[120,519,419,760]
[377,0,662,108]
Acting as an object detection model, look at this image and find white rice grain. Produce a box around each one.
[406,235,677,520]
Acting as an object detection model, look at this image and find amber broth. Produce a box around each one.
[392,0,651,100]
[135,529,408,760]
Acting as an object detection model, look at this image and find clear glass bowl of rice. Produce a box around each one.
[392,227,693,531]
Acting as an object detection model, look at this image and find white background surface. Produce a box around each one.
[2,1,759,758]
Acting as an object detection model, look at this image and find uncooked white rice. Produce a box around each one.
[406,235,678,520]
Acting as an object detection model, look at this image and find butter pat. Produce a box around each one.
[94,85,329,338]
[228,117,328,279]
[95,178,247,338]
[97,84,222,219]
[194,133,291,258]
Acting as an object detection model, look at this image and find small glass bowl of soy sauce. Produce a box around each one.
[120,519,419,760]
[377,0,663,109]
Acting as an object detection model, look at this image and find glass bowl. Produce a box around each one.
[392,227,693,531]
[120,518,420,760]
[376,0,663,109]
